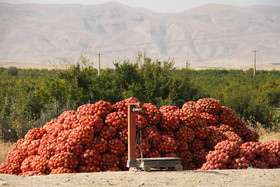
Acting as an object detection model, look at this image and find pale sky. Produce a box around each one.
[0,0,279,13]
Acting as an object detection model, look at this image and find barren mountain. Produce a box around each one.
[0,2,279,69]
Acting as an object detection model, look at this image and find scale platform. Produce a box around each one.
[127,157,183,172]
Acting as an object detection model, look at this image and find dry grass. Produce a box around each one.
[0,141,13,164]
[248,122,280,143]
[258,128,280,143]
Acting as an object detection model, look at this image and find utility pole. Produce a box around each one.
[186,61,190,69]
[253,49,257,77]
[98,52,100,76]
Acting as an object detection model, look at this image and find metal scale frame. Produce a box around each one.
[126,103,183,172]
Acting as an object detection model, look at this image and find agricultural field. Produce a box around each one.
[0,57,280,186]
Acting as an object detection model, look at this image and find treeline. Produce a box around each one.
[0,55,279,140]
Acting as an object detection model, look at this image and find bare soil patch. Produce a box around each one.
[1,169,280,187]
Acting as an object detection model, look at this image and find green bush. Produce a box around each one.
[5,67,18,76]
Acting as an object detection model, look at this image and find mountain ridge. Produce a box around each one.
[0,3,279,69]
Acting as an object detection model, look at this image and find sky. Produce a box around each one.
[0,0,279,13]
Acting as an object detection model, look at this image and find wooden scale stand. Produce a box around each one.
[126,103,183,172]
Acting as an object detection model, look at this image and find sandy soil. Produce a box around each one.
[1,169,280,187]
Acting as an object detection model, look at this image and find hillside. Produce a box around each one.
[0,3,279,69]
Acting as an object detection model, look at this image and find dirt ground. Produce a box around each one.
[1,169,280,187]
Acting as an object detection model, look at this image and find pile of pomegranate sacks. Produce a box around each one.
[1,97,279,176]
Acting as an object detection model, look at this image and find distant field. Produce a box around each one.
[1,61,280,70]
[0,61,63,69]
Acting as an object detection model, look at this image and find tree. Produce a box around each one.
[5,67,18,76]
[58,55,98,107]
